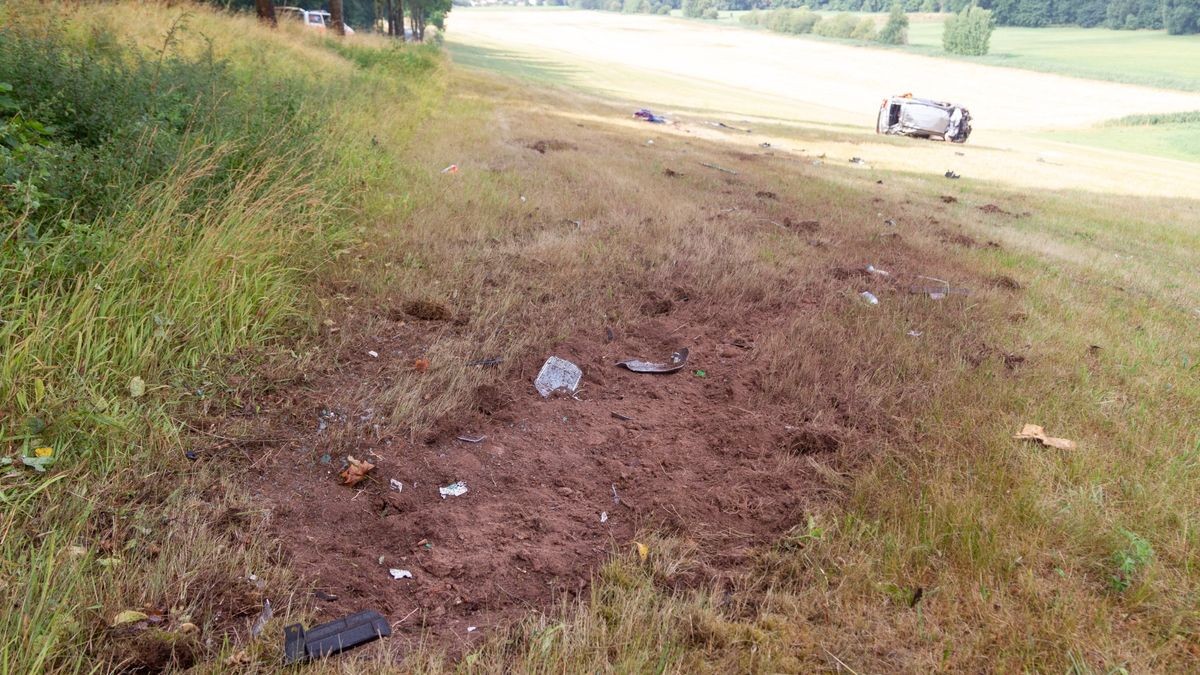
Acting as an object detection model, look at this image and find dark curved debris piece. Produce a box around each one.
[616,348,689,374]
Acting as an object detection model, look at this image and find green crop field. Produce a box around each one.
[907,19,1200,91]
[721,10,1200,91]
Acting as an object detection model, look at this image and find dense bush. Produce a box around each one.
[877,3,910,43]
[943,5,994,55]
[0,26,314,242]
[814,12,861,36]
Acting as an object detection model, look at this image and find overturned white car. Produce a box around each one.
[876,94,972,143]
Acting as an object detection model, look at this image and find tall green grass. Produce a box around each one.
[0,3,441,670]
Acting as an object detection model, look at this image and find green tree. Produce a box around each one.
[877,3,910,42]
[943,5,993,54]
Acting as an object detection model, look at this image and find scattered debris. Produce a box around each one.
[866,264,890,277]
[129,376,146,398]
[616,347,689,374]
[250,599,273,638]
[457,434,486,443]
[467,357,503,368]
[662,167,682,178]
[883,218,896,227]
[860,291,880,305]
[849,157,866,165]
[315,590,339,602]
[1014,424,1076,450]
[699,161,738,175]
[611,483,621,505]
[413,358,430,372]
[759,142,771,148]
[611,412,634,421]
[389,569,413,580]
[910,276,969,300]
[979,204,1012,215]
[439,481,468,499]
[467,626,478,633]
[534,356,583,398]
[635,542,649,561]
[693,369,707,378]
[940,195,958,203]
[944,170,961,179]
[646,139,654,145]
[633,108,666,124]
[711,121,751,133]
[600,511,608,523]
[367,350,379,358]
[755,190,777,200]
[284,610,392,665]
[440,164,459,174]
[339,456,375,486]
[907,330,923,337]
[389,478,403,492]
[185,450,198,461]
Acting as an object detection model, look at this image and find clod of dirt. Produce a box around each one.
[940,195,958,204]
[663,168,681,177]
[755,190,777,200]
[979,204,1012,215]
[783,216,820,233]
[1003,353,1026,370]
[403,299,452,321]
[474,384,508,416]
[783,426,842,456]
[992,275,1023,291]
[640,295,674,316]
[830,266,868,281]
[527,139,578,154]
[112,629,198,673]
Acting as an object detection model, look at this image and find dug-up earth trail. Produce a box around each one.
[201,73,1025,658]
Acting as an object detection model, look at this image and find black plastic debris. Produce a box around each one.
[944,170,961,179]
[616,348,689,374]
[283,610,390,665]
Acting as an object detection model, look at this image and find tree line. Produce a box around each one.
[567,0,1199,33]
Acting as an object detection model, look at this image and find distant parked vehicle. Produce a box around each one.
[315,10,355,34]
[274,6,338,31]
[876,94,972,143]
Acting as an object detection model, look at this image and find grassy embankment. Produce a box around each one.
[0,2,441,670]
[397,80,1200,671]
[4,2,1200,672]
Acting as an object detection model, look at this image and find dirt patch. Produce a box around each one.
[939,195,958,204]
[663,168,681,177]
[782,426,843,456]
[978,204,1011,215]
[403,299,453,321]
[991,275,1023,291]
[783,216,820,233]
[237,300,831,657]
[755,190,777,200]
[941,230,1001,250]
[527,139,578,154]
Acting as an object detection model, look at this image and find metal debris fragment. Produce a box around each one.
[616,347,689,374]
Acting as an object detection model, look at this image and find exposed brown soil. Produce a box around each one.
[229,300,836,655]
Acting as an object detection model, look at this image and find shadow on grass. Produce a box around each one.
[447,42,585,86]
